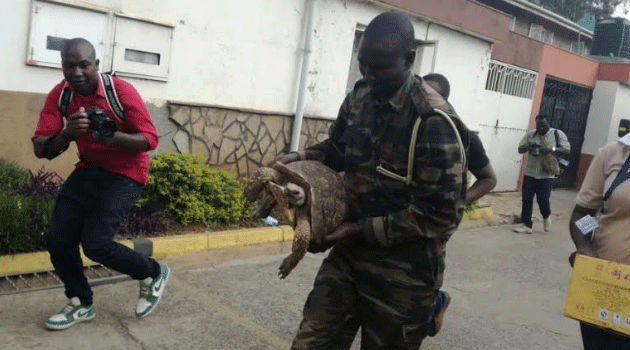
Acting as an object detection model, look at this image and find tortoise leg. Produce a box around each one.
[278,209,310,279]
[243,167,281,202]
[250,191,277,220]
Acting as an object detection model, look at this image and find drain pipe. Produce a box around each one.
[290,0,315,152]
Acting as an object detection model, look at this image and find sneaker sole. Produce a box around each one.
[429,292,451,337]
[136,266,170,319]
[45,313,95,331]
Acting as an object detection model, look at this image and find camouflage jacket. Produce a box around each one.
[304,74,469,246]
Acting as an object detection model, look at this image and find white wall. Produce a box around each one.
[582,81,617,155]
[608,83,630,144]
[0,0,493,121]
[426,25,493,128]
[0,0,306,114]
[477,90,535,191]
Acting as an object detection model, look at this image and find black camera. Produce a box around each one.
[530,143,542,156]
[86,107,117,138]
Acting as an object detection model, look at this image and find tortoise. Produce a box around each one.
[244,160,348,279]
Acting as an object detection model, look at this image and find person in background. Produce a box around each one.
[423,73,497,337]
[32,38,169,330]
[569,131,630,349]
[514,115,570,234]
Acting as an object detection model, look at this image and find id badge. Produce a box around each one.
[575,215,599,238]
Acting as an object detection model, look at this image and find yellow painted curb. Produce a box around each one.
[463,207,494,221]
[0,227,295,276]
[150,225,293,259]
[0,240,133,276]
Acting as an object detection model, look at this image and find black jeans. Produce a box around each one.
[47,168,160,306]
[581,322,630,350]
[520,175,553,228]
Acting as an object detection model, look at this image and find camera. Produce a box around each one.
[86,107,117,138]
[530,143,542,156]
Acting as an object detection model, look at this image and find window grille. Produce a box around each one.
[485,61,538,99]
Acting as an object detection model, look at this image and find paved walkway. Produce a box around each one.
[0,189,584,350]
[461,188,577,230]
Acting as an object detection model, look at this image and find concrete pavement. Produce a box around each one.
[0,189,584,350]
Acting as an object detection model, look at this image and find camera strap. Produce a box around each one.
[58,73,125,122]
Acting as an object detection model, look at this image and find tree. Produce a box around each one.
[530,0,630,22]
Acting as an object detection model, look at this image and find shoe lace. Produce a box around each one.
[61,303,77,314]
[139,283,149,298]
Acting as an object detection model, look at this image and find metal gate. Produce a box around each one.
[539,78,593,188]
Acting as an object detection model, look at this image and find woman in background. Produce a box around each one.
[569,132,630,349]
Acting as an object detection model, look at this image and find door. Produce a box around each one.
[539,78,593,188]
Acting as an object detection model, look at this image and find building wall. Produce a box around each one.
[0,90,78,179]
[582,81,618,156]
[576,82,630,188]
[0,0,306,115]
[0,0,496,178]
[492,32,545,71]
[608,84,630,142]
[425,25,493,128]
[598,63,630,83]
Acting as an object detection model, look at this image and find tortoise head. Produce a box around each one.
[284,183,306,206]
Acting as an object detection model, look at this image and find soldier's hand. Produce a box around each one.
[307,221,364,253]
[267,152,301,167]
[64,107,90,139]
[324,221,364,241]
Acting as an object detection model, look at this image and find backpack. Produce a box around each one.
[58,73,125,121]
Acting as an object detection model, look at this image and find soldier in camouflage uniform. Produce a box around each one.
[273,12,469,350]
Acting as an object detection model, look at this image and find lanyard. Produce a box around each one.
[604,152,630,201]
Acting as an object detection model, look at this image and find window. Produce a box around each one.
[27,0,173,81]
[529,24,554,44]
[512,18,531,36]
[485,61,538,99]
[345,29,436,92]
[571,41,587,55]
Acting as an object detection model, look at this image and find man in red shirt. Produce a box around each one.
[32,38,169,330]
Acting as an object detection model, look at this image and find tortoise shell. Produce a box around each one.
[271,160,347,239]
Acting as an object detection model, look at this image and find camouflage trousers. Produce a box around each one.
[290,237,445,350]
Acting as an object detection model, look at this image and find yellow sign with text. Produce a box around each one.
[564,255,630,336]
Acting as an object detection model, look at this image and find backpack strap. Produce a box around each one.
[375,79,467,185]
[57,74,125,122]
[101,73,125,122]
[58,86,73,117]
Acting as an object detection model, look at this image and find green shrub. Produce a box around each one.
[137,153,249,225]
[0,191,53,255]
[0,159,29,191]
[0,166,62,255]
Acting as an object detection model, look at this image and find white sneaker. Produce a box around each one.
[514,224,533,234]
[136,264,170,319]
[543,217,552,232]
[45,297,95,330]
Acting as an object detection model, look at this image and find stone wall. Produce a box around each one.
[167,103,333,178]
